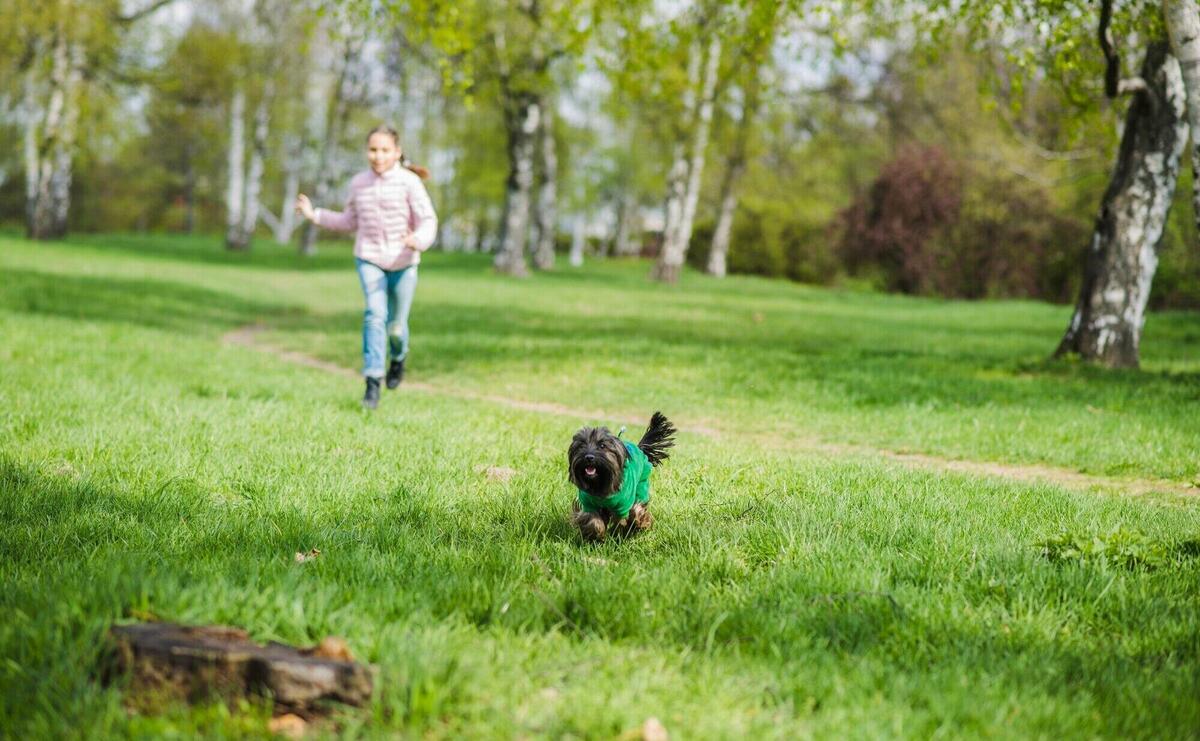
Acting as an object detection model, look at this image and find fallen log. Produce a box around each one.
[107,622,373,713]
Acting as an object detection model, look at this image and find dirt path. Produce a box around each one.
[224,324,1197,499]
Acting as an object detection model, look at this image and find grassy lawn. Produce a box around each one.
[1,232,1198,738]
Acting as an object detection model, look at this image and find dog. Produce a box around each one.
[568,411,676,542]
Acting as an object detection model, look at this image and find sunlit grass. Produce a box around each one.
[1,233,1198,738]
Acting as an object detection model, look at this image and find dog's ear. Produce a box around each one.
[567,427,590,488]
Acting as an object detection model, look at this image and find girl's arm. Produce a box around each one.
[405,179,438,250]
[296,190,357,232]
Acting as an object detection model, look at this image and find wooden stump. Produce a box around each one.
[107,622,373,713]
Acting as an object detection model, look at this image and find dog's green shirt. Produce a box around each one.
[577,441,652,519]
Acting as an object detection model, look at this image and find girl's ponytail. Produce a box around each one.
[401,154,430,180]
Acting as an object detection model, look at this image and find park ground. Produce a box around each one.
[1,232,1198,738]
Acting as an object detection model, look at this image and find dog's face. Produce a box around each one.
[568,426,628,497]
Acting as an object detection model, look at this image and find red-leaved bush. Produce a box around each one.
[838,144,1088,299]
[838,145,963,294]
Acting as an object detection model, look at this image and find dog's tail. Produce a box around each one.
[637,411,676,467]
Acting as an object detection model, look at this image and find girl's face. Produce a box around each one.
[367,132,401,174]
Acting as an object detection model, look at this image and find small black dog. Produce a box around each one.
[568,412,676,542]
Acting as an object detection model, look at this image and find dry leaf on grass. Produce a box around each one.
[477,465,518,483]
[294,548,321,564]
[268,713,307,738]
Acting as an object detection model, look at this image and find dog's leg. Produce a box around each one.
[572,501,607,542]
[627,502,654,533]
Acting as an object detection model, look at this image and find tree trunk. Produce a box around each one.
[301,40,358,257]
[231,83,273,250]
[22,53,41,236]
[224,87,247,250]
[1055,43,1187,368]
[613,191,640,256]
[569,215,586,267]
[708,70,761,278]
[27,28,82,241]
[495,93,539,277]
[654,36,720,282]
[707,164,742,278]
[276,135,302,243]
[531,99,558,271]
[652,40,702,282]
[675,36,722,265]
[1163,0,1200,233]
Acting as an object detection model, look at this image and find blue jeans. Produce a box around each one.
[355,258,418,378]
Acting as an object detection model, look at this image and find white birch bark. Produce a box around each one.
[22,56,42,234]
[224,87,246,249]
[613,192,639,256]
[29,29,72,239]
[569,215,586,267]
[1163,0,1200,233]
[300,39,358,256]
[234,82,273,249]
[653,40,702,281]
[655,36,719,283]
[1056,43,1187,368]
[708,70,760,277]
[495,95,539,277]
[531,101,558,271]
[707,169,741,278]
[675,36,722,267]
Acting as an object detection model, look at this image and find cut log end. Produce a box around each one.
[105,622,373,715]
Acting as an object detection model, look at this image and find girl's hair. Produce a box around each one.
[366,124,431,180]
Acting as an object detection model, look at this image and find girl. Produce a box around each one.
[296,125,438,409]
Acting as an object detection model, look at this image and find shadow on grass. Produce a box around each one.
[273,296,1200,414]
[0,268,305,335]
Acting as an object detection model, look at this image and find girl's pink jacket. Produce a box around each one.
[314,164,438,271]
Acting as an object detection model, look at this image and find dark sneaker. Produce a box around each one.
[386,359,405,389]
[363,377,381,409]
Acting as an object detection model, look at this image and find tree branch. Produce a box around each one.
[1098,0,1121,98]
[115,0,176,25]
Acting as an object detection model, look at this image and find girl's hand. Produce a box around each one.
[403,233,420,249]
[295,194,316,222]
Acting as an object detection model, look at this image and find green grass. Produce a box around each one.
[1,232,1198,738]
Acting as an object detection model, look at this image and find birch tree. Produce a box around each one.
[909,0,1194,367]
[350,0,606,277]
[11,0,174,240]
[299,34,365,256]
[530,95,558,270]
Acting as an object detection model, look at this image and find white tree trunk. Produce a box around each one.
[1163,0,1200,233]
[233,83,273,250]
[224,87,246,250]
[301,40,359,256]
[653,40,702,282]
[675,36,722,265]
[268,135,301,243]
[569,216,586,267]
[613,191,639,256]
[708,71,760,277]
[1056,43,1187,368]
[531,101,558,270]
[22,55,42,234]
[495,94,539,277]
[654,36,719,282]
[707,171,741,278]
[28,28,81,240]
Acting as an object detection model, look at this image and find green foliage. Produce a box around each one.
[1037,528,1186,570]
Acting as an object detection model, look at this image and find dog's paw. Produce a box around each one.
[629,502,654,532]
[575,511,607,542]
